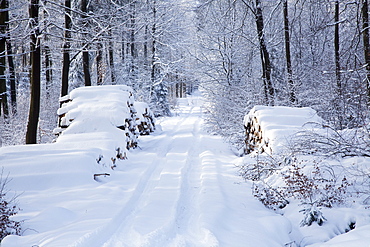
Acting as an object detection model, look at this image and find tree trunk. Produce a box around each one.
[7,41,16,115]
[61,0,71,97]
[26,0,41,144]
[44,44,52,98]
[129,1,137,77]
[361,0,370,105]
[0,0,9,118]
[283,0,296,104]
[151,0,157,84]
[255,0,274,105]
[4,0,14,116]
[334,0,341,89]
[81,0,91,86]
[108,39,115,84]
[96,41,104,85]
[334,0,343,128]
[106,29,115,84]
[144,23,148,67]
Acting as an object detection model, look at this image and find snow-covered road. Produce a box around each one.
[70,95,291,247]
[1,93,292,247]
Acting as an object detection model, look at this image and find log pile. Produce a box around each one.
[244,115,268,154]
[53,85,155,150]
[134,102,155,135]
[244,106,323,155]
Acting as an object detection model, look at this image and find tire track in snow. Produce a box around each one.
[72,95,292,247]
[70,126,181,247]
[143,115,204,246]
[73,104,199,247]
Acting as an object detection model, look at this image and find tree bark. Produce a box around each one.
[96,41,103,85]
[0,0,9,118]
[334,0,343,128]
[44,44,52,98]
[283,0,296,104]
[61,0,71,97]
[129,1,137,77]
[362,0,370,105]
[7,41,16,115]
[108,38,115,84]
[4,0,15,116]
[81,0,91,86]
[255,0,274,105]
[151,0,157,84]
[26,0,41,144]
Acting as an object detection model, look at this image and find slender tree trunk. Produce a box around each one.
[108,39,115,84]
[96,41,103,85]
[44,44,52,98]
[334,0,343,128]
[362,0,370,105]
[26,0,41,144]
[144,23,148,67]
[283,0,296,104]
[129,1,137,77]
[61,0,71,97]
[334,0,341,89]
[7,41,16,115]
[4,0,15,116]
[151,0,157,84]
[81,0,91,86]
[255,0,274,105]
[0,0,9,118]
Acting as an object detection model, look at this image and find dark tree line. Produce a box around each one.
[0,0,191,145]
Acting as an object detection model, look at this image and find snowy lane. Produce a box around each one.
[72,96,292,247]
[1,94,292,247]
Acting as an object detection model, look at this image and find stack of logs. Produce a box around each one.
[135,104,155,136]
[244,116,270,154]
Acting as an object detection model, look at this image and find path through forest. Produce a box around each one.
[70,92,291,247]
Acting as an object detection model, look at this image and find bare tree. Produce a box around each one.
[0,0,9,118]
[61,0,72,97]
[26,0,41,144]
[255,0,274,105]
[81,0,91,86]
[283,0,296,105]
[362,0,370,105]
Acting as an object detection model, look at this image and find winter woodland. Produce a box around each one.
[0,0,369,246]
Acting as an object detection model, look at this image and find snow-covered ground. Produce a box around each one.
[0,91,369,246]
[1,92,291,246]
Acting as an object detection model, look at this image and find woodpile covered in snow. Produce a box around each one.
[244,106,323,154]
[134,102,155,135]
[54,85,155,149]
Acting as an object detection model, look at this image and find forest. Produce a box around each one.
[0,0,369,148]
[0,0,369,245]
[0,0,369,146]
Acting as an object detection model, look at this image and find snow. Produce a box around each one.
[1,91,292,246]
[244,105,323,154]
[0,90,369,246]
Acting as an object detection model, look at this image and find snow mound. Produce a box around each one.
[55,85,139,151]
[244,105,323,154]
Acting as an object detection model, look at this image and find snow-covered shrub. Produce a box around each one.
[0,171,21,241]
[299,205,327,227]
[290,124,370,158]
[245,156,352,219]
[151,81,171,117]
